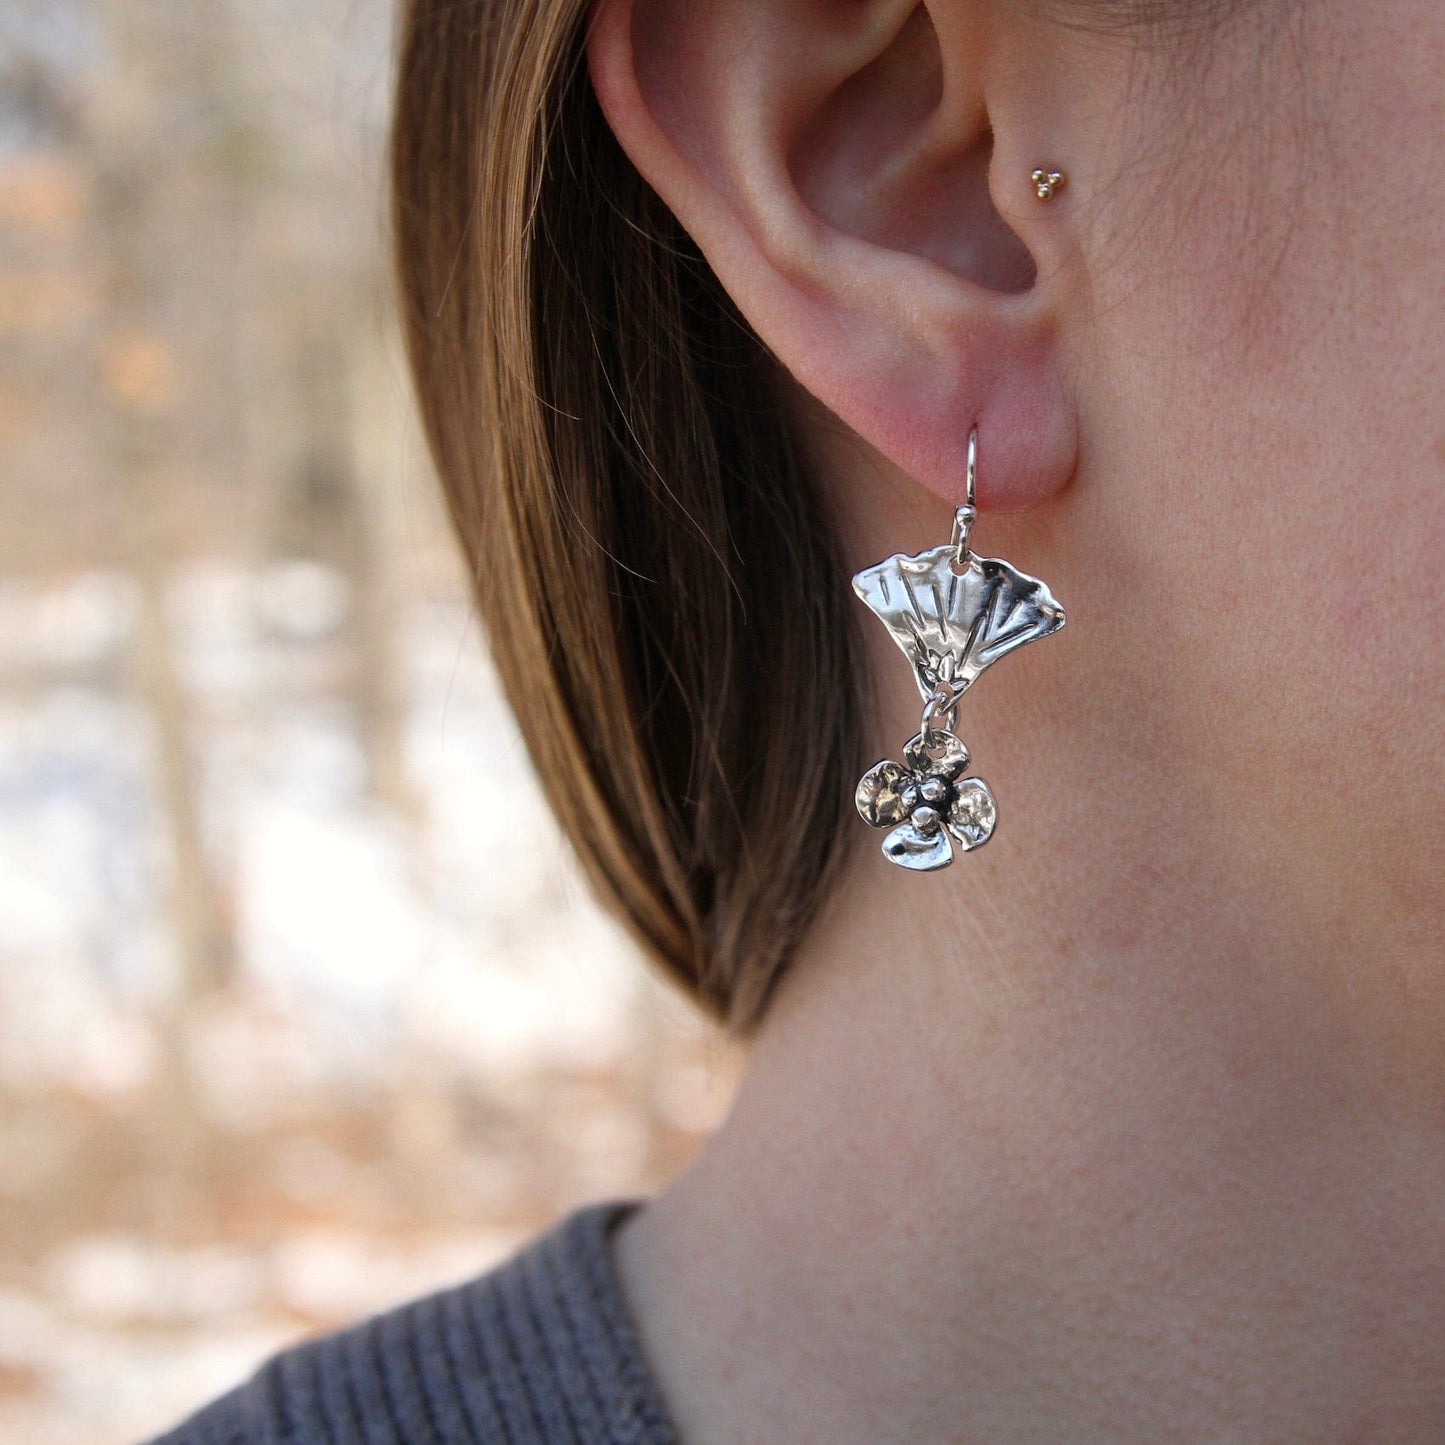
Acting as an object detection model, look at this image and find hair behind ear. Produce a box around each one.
[390,0,868,1030]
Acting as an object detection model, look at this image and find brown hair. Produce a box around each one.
[390,0,867,1031]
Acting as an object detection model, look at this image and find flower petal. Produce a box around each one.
[855,759,912,827]
[945,777,997,851]
[881,820,954,871]
[904,729,970,781]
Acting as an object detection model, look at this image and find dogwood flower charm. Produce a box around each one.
[855,729,997,872]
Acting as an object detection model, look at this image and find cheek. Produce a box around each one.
[1077,229,1443,882]
[1061,1,1445,932]
[1087,97,1445,730]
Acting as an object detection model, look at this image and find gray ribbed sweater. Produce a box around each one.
[147,1201,680,1444]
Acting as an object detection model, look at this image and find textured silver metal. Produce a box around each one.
[921,685,960,742]
[852,543,1065,707]
[852,483,1065,870]
[857,727,997,872]
[947,778,998,850]
[882,815,954,871]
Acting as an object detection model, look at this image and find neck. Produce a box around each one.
[615,665,1445,1442]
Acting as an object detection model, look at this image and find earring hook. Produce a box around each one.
[950,426,979,569]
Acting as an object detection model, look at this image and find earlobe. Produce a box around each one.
[586,0,1077,515]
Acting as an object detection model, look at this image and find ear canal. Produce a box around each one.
[788,5,1036,296]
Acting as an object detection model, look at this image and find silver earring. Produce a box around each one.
[852,427,1066,872]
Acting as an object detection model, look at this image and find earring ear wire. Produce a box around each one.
[948,427,978,570]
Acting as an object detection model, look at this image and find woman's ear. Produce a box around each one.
[586,0,1077,512]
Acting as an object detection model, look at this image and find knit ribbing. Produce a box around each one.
[145,1202,680,1445]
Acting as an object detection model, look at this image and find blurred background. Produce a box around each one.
[0,3,740,1440]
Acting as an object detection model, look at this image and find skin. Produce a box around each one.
[587,0,1445,1439]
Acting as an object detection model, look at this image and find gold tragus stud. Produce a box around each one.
[1030,167,1065,201]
